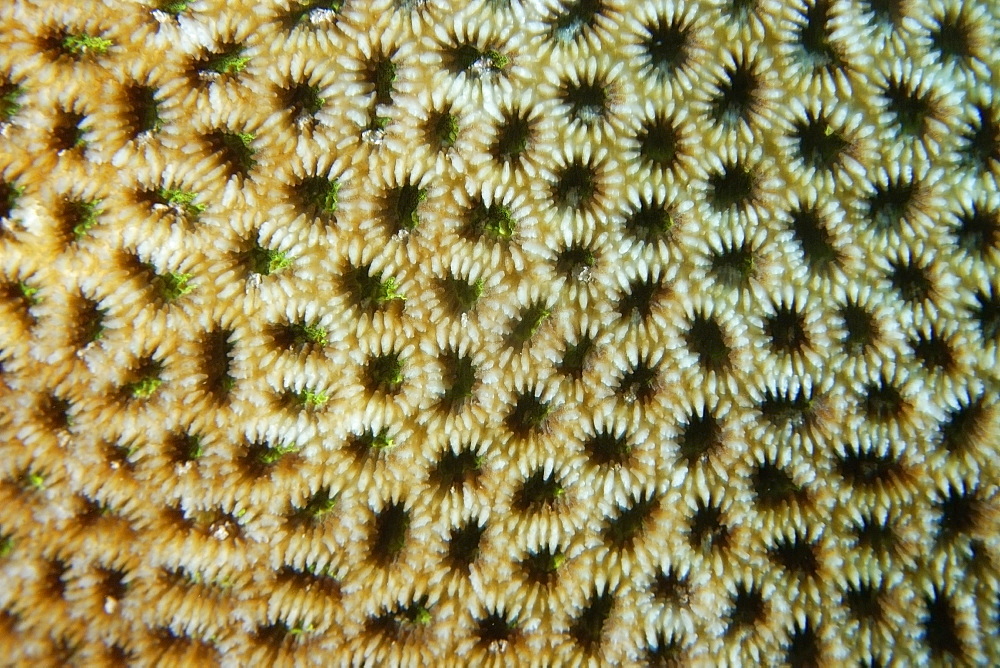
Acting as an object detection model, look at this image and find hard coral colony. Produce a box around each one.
[0,0,998,665]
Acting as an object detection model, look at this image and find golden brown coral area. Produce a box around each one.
[1,0,999,664]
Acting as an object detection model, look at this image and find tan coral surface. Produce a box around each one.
[1,0,999,665]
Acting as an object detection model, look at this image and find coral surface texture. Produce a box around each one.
[1,0,999,665]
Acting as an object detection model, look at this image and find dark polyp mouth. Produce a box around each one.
[553,161,597,210]
[711,59,759,125]
[282,82,325,118]
[677,410,722,464]
[548,0,605,41]
[794,114,847,169]
[789,206,837,267]
[686,315,729,371]
[708,163,754,211]
[562,79,608,123]
[644,15,691,74]
[639,116,680,168]
[493,109,532,162]
[711,243,756,288]
[766,305,808,354]
[882,76,934,136]
[888,260,932,303]
[625,200,675,243]
[797,0,842,67]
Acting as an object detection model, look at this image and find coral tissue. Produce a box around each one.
[0,0,998,665]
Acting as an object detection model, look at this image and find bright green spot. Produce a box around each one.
[395,185,427,231]
[376,276,404,304]
[129,377,162,399]
[379,361,404,385]
[297,176,340,215]
[116,443,138,461]
[156,188,206,217]
[26,472,45,490]
[351,266,405,308]
[411,606,432,626]
[290,323,327,346]
[186,434,204,460]
[458,278,485,309]
[482,49,510,70]
[301,490,337,519]
[158,272,193,301]
[0,84,23,122]
[18,281,40,306]
[157,0,190,14]
[62,34,113,56]
[250,245,291,275]
[287,623,315,636]
[234,508,247,519]
[473,203,515,239]
[304,561,335,577]
[373,273,406,306]
[510,303,551,343]
[295,389,328,408]
[361,428,394,451]
[434,113,459,148]
[257,442,299,465]
[306,498,336,519]
[526,549,566,578]
[203,48,251,75]
[454,45,509,74]
[68,200,102,238]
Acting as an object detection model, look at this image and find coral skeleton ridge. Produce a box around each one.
[1,0,999,665]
